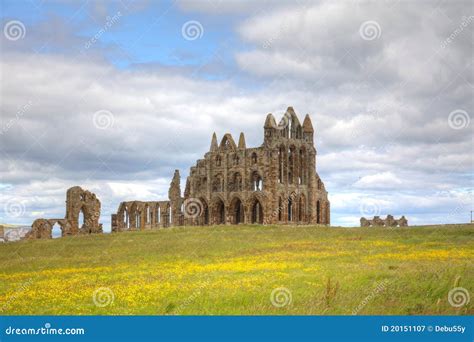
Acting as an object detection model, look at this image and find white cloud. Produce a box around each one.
[353,172,402,189]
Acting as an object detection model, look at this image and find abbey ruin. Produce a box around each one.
[27,186,103,239]
[23,107,331,240]
[111,107,330,231]
[360,215,408,227]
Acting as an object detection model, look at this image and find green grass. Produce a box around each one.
[0,224,473,315]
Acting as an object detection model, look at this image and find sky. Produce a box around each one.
[0,0,473,230]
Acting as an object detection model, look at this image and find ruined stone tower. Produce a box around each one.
[112,107,330,231]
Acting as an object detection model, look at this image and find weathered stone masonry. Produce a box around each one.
[111,107,330,231]
[27,186,103,239]
[360,215,408,227]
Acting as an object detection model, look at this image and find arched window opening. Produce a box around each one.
[136,212,141,229]
[123,208,129,229]
[52,222,61,239]
[204,206,209,225]
[146,205,151,224]
[251,200,264,224]
[278,146,283,183]
[317,201,321,224]
[230,172,242,192]
[299,148,305,184]
[288,146,295,184]
[231,198,244,224]
[168,204,172,225]
[278,197,283,221]
[213,174,224,192]
[251,152,257,164]
[251,172,263,191]
[78,209,85,230]
[288,118,292,138]
[288,197,293,222]
[299,196,305,222]
[157,206,161,224]
[216,155,221,166]
[216,200,225,225]
[233,155,239,165]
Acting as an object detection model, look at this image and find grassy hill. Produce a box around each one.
[0,224,472,315]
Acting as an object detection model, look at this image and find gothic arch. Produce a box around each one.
[298,195,306,223]
[316,200,321,224]
[251,152,258,164]
[250,171,263,191]
[219,134,237,151]
[198,197,209,225]
[229,172,243,192]
[156,204,161,226]
[145,203,151,225]
[278,144,287,184]
[288,145,296,184]
[117,202,130,230]
[299,146,306,184]
[211,196,226,225]
[229,196,245,224]
[287,196,294,222]
[213,173,224,192]
[278,196,283,222]
[250,197,264,224]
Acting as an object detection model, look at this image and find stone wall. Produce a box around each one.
[27,186,103,239]
[360,215,408,227]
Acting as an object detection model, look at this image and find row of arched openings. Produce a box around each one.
[213,171,263,193]
[213,197,264,225]
[120,203,172,229]
[215,153,258,167]
[278,145,307,185]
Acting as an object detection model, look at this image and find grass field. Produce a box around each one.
[0,224,473,315]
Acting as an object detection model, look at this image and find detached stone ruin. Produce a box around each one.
[360,215,408,227]
[26,186,102,239]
